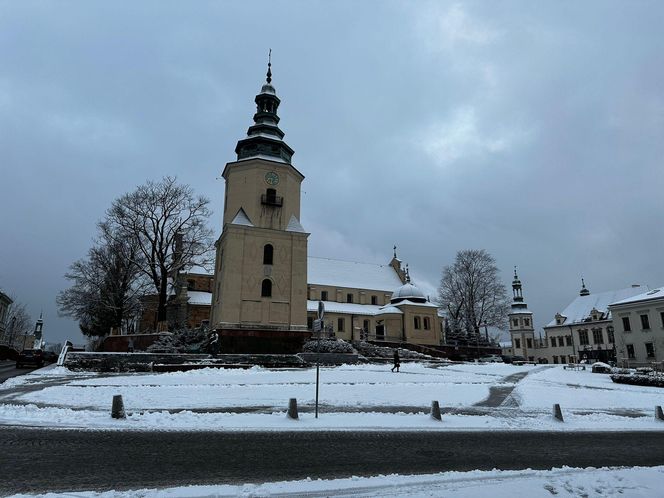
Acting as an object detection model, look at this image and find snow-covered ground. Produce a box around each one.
[1,362,663,431]
[9,466,664,497]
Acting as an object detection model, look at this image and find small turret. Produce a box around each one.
[579,278,590,297]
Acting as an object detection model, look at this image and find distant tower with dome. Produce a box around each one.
[508,267,536,361]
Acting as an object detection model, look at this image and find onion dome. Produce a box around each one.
[391,282,427,304]
[235,50,294,164]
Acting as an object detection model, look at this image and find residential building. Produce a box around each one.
[609,287,664,366]
[541,281,645,364]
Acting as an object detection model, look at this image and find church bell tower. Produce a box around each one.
[210,56,309,352]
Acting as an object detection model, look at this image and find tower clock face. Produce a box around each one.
[264,171,280,186]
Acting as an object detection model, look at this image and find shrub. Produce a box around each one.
[610,373,664,388]
[302,339,355,354]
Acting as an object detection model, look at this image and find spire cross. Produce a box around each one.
[514,265,518,278]
[266,49,272,84]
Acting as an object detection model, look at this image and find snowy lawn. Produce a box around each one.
[1,363,664,431]
[9,466,664,497]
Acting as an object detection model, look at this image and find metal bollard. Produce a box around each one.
[430,400,442,421]
[553,403,564,422]
[111,394,126,419]
[656,406,664,421]
[287,398,299,420]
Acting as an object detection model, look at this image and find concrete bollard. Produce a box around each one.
[430,400,442,421]
[287,398,299,420]
[656,406,664,421]
[111,394,126,419]
[553,403,564,422]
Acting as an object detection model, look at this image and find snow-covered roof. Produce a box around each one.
[499,341,512,348]
[187,291,212,306]
[307,257,403,292]
[376,305,403,315]
[394,299,438,308]
[610,286,664,307]
[185,265,214,276]
[306,300,387,316]
[286,215,306,233]
[545,286,647,328]
[231,208,254,227]
[391,282,426,301]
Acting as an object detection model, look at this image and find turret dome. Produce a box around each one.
[391,282,427,304]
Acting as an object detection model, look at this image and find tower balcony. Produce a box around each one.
[261,193,283,207]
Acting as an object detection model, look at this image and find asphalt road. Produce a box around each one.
[0,361,36,384]
[3,428,664,495]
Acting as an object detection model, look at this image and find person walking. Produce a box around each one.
[208,331,219,357]
[391,349,400,373]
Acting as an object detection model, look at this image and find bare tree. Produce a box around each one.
[437,249,510,339]
[103,177,213,328]
[57,229,145,337]
[5,301,32,349]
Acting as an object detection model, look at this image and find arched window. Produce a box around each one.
[261,279,272,298]
[414,316,421,330]
[263,244,274,265]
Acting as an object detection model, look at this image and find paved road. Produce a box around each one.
[3,428,664,495]
[0,361,36,384]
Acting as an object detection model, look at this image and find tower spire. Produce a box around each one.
[234,55,294,164]
[580,277,590,296]
[266,49,272,84]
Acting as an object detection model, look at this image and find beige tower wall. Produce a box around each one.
[222,159,304,231]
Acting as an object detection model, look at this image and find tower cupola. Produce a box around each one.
[512,266,523,303]
[579,278,590,296]
[235,51,294,164]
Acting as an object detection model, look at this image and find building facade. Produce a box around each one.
[0,290,13,345]
[609,287,664,366]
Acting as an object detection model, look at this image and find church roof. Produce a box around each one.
[306,300,402,316]
[307,257,404,292]
[545,285,646,328]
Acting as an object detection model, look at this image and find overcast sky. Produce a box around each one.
[1,1,663,346]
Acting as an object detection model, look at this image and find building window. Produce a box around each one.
[579,329,589,346]
[622,316,631,332]
[346,293,353,303]
[640,314,650,330]
[187,279,195,290]
[524,318,530,327]
[371,295,377,305]
[645,342,655,358]
[307,317,313,330]
[414,316,421,330]
[321,290,328,301]
[660,311,664,328]
[515,338,521,349]
[423,317,431,330]
[513,319,519,327]
[558,336,564,346]
[526,338,533,349]
[626,344,635,359]
[261,279,272,297]
[565,335,572,346]
[263,244,273,265]
[592,328,603,345]
[337,318,345,332]
[553,356,558,364]
[363,319,369,332]
[550,337,556,347]
[607,326,614,343]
